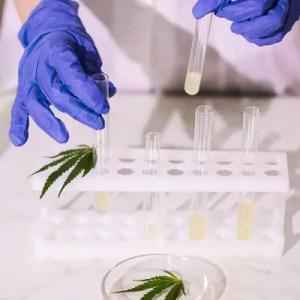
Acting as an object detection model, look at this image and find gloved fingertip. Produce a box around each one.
[86,114,105,130]
[192,5,205,19]
[94,121,105,131]
[9,132,27,147]
[55,122,69,144]
[192,0,221,19]
[108,82,117,98]
[56,132,69,144]
[97,115,105,130]
[101,101,110,114]
[230,23,241,34]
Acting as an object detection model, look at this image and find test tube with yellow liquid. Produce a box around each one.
[92,73,111,214]
[185,14,212,96]
[237,107,260,240]
[237,192,255,240]
[142,132,161,240]
[189,106,213,240]
[189,193,207,240]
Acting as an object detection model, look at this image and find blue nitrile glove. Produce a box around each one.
[10,0,116,146]
[193,0,300,46]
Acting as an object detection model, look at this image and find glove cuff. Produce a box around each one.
[18,0,83,47]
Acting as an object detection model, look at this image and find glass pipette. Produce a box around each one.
[143,132,161,240]
[184,14,213,96]
[92,73,111,214]
[237,107,260,239]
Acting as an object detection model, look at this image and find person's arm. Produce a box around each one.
[13,0,39,23]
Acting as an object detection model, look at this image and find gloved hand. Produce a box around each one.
[10,0,116,147]
[193,0,300,46]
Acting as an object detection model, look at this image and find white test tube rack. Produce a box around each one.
[32,106,289,260]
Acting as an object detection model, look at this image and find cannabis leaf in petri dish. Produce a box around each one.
[114,270,186,300]
[29,145,97,198]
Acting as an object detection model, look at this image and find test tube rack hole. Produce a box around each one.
[33,149,288,193]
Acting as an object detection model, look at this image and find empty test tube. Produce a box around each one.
[143,132,161,176]
[92,73,110,214]
[193,105,213,175]
[143,132,161,240]
[241,107,260,166]
[184,14,213,96]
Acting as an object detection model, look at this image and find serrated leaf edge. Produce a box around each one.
[58,150,93,197]
[39,151,88,198]
[113,270,186,300]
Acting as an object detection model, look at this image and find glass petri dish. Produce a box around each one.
[101,254,226,300]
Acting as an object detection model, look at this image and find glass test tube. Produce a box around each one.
[189,106,213,240]
[241,107,260,166]
[143,132,161,176]
[92,73,110,173]
[184,14,213,96]
[237,192,255,240]
[189,193,207,240]
[92,73,110,214]
[238,107,260,240]
[143,132,161,240]
[193,105,213,175]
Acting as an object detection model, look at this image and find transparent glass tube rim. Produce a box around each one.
[144,132,161,175]
[145,132,161,143]
[193,105,213,164]
[196,105,213,115]
[241,106,260,164]
[243,106,260,117]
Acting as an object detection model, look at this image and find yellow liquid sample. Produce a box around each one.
[189,213,205,240]
[143,222,157,240]
[94,192,110,214]
[184,72,202,95]
[237,200,254,240]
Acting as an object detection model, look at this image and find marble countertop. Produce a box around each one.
[0,93,300,299]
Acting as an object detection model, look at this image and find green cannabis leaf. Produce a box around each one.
[30,145,97,199]
[114,270,186,300]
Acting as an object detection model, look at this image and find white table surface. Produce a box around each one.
[0,92,300,299]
